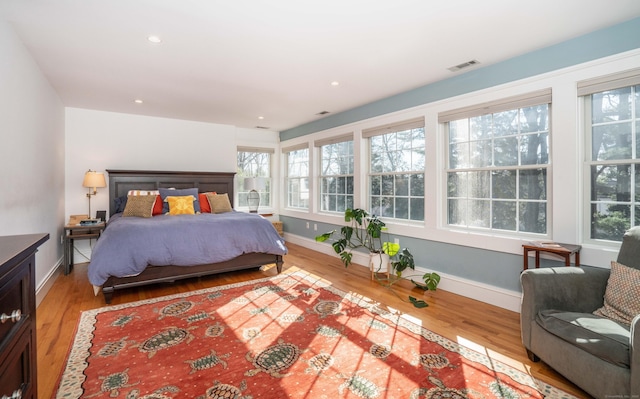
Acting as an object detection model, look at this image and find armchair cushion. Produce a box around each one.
[537,310,631,367]
[593,261,640,326]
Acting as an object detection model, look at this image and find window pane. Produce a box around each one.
[448,199,466,225]
[449,120,468,142]
[519,169,547,200]
[591,164,631,201]
[636,166,640,202]
[395,197,408,219]
[381,197,394,218]
[449,142,469,169]
[446,99,549,234]
[410,198,424,221]
[493,110,518,137]
[320,141,354,213]
[494,136,518,166]
[395,174,409,196]
[592,123,633,161]
[237,150,271,208]
[636,85,640,117]
[470,115,492,140]
[469,171,490,198]
[371,175,381,195]
[492,201,516,231]
[519,105,549,133]
[369,127,425,221]
[520,202,546,234]
[410,173,424,196]
[469,200,490,228]
[381,175,394,195]
[591,204,630,240]
[471,140,491,168]
[520,133,549,165]
[448,172,465,197]
[492,169,516,199]
[591,87,633,124]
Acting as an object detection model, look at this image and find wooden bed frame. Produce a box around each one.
[100,169,284,303]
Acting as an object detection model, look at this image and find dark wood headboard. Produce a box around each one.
[107,170,236,216]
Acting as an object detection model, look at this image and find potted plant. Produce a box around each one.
[315,208,440,308]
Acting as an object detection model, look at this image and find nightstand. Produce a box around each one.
[63,223,105,275]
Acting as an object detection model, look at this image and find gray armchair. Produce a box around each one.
[520,227,640,399]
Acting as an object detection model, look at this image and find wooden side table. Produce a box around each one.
[64,223,105,275]
[522,242,582,271]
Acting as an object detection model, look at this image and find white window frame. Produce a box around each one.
[283,144,310,210]
[316,134,354,214]
[364,117,426,222]
[579,68,640,242]
[236,147,274,212]
[439,89,552,236]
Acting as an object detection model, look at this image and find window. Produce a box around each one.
[579,68,640,241]
[364,118,425,221]
[237,148,273,209]
[285,146,309,209]
[440,90,551,234]
[317,136,354,213]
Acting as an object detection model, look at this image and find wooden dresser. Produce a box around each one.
[0,234,48,399]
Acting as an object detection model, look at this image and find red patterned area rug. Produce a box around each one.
[54,271,577,399]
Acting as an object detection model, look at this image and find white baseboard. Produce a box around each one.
[36,257,62,308]
[283,233,522,313]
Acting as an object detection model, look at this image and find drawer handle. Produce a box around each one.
[0,309,21,324]
[1,389,22,399]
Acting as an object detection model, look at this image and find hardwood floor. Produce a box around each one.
[37,242,591,398]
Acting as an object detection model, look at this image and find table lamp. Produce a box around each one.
[83,170,106,218]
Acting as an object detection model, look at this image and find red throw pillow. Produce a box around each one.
[152,195,164,215]
[199,192,216,213]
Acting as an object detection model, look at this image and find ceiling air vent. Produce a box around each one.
[447,59,480,72]
[255,126,270,129]
[316,111,330,116]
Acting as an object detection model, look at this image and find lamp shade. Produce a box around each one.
[243,177,265,191]
[83,170,106,189]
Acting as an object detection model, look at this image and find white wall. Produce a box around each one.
[64,108,280,261]
[0,21,65,295]
[64,108,240,219]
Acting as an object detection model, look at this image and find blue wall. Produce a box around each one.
[281,16,640,140]
[278,17,640,293]
[281,215,570,292]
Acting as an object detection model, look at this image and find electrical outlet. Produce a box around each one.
[394,238,399,244]
[306,222,310,229]
[314,223,317,231]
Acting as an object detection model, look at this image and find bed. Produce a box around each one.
[88,169,286,303]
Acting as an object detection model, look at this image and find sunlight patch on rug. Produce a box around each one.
[54,271,578,398]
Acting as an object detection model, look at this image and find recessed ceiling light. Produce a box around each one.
[134,99,143,104]
[258,116,264,120]
[147,35,162,44]
[330,81,340,86]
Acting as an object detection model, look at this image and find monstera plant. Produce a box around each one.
[315,208,440,308]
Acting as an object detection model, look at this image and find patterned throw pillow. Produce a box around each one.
[166,195,196,215]
[206,192,232,213]
[593,261,640,326]
[122,195,156,218]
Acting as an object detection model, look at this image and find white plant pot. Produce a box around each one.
[369,252,390,279]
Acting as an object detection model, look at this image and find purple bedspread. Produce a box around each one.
[88,212,287,286]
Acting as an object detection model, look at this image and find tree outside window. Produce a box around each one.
[446,104,549,234]
[587,85,640,241]
[287,148,309,209]
[320,140,354,213]
[369,127,425,221]
[237,150,271,208]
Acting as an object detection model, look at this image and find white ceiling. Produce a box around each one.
[2,0,640,132]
